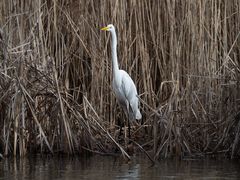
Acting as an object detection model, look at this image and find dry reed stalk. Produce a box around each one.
[0,0,239,159]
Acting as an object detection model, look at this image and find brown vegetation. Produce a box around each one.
[0,0,240,159]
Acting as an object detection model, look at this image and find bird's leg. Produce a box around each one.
[124,118,128,147]
[118,119,123,141]
[128,114,131,140]
[124,104,130,147]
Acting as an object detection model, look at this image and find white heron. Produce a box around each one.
[101,24,142,139]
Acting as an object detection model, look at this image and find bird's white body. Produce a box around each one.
[113,69,142,120]
[101,24,142,121]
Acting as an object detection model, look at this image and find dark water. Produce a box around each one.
[0,155,240,180]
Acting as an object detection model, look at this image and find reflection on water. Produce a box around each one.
[1,155,240,180]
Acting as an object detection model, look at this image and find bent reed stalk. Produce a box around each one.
[0,0,240,159]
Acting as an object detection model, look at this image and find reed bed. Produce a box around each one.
[0,0,240,159]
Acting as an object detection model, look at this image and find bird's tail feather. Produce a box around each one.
[135,109,142,120]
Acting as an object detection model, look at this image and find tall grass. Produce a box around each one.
[0,0,240,159]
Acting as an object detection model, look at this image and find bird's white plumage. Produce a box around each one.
[101,24,142,121]
[113,70,142,120]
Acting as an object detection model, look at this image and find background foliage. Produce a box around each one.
[0,0,240,159]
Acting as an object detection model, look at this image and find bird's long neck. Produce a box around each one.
[111,29,119,79]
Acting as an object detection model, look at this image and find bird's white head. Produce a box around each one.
[100,24,115,32]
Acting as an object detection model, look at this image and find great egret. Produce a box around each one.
[101,24,142,139]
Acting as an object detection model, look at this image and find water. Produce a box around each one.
[1,155,240,180]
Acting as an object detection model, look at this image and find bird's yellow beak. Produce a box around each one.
[101,26,109,31]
